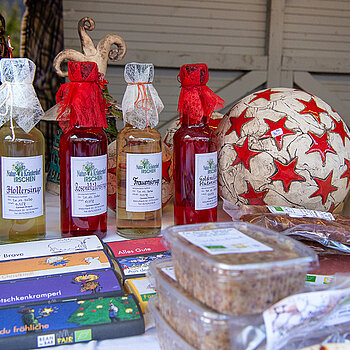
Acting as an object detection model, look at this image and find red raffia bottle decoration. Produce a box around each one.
[56,61,108,129]
[177,63,224,125]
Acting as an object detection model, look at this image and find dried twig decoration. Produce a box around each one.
[53,17,126,77]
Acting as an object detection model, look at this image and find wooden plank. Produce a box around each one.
[63,2,267,22]
[212,70,267,106]
[63,12,266,31]
[266,0,285,87]
[65,0,267,12]
[115,51,267,70]
[283,49,349,58]
[294,71,348,118]
[284,32,350,43]
[286,0,350,11]
[64,30,265,48]
[71,0,266,10]
[285,7,350,18]
[280,70,293,87]
[64,23,266,39]
[284,23,350,36]
[283,56,350,73]
[284,14,350,27]
[283,40,350,52]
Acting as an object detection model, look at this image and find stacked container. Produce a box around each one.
[148,221,318,349]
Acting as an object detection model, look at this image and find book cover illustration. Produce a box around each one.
[118,252,171,279]
[0,269,123,308]
[0,236,104,262]
[0,251,112,282]
[0,295,144,347]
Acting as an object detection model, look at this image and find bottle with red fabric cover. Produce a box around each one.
[57,61,108,238]
[173,63,225,225]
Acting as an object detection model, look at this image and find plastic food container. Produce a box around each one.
[148,296,195,350]
[149,258,241,350]
[162,221,319,315]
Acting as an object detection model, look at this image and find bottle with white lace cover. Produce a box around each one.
[0,58,45,242]
[116,62,164,239]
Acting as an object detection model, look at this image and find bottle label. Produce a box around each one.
[195,152,218,210]
[267,205,335,220]
[1,155,43,219]
[178,228,273,255]
[126,152,162,212]
[71,155,107,217]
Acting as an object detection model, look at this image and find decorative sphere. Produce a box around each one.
[217,88,350,211]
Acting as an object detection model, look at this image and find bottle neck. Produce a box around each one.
[181,113,208,127]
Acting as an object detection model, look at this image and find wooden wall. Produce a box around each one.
[62,0,350,132]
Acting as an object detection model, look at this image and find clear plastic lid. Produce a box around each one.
[162,221,319,275]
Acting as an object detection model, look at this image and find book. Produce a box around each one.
[0,294,144,349]
[0,250,113,282]
[0,268,123,308]
[124,277,156,313]
[106,238,171,281]
[0,235,105,262]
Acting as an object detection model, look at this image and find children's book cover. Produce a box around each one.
[0,295,144,349]
[0,250,112,282]
[117,251,172,280]
[0,269,123,308]
[0,236,105,262]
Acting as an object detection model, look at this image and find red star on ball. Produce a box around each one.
[225,108,254,138]
[260,116,295,150]
[340,158,350,188]
[239,182,268,205]
[306,131,336,165]
[162,159,172,182]
[269,158,305,192]
[249,89,282,103]
[231,137,261,170]
[310,171,338,205]
[297,97,328,123]
[329,116,350,147]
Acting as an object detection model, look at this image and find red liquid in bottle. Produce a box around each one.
[60,126,107,238]
[173,118,218,225]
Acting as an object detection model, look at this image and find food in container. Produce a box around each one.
[148,296,195,350]
[163,221,318,315]
[149,258,241,350]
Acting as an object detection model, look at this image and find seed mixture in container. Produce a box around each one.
[148,296,195,350]
[163,221,318,315]
[149,258,243,350]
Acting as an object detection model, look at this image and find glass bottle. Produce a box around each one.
[173,63,225,225]
[59,126,107,238]
[116,63,164,239]
[0,58,46,242]
[57,61,108,238]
